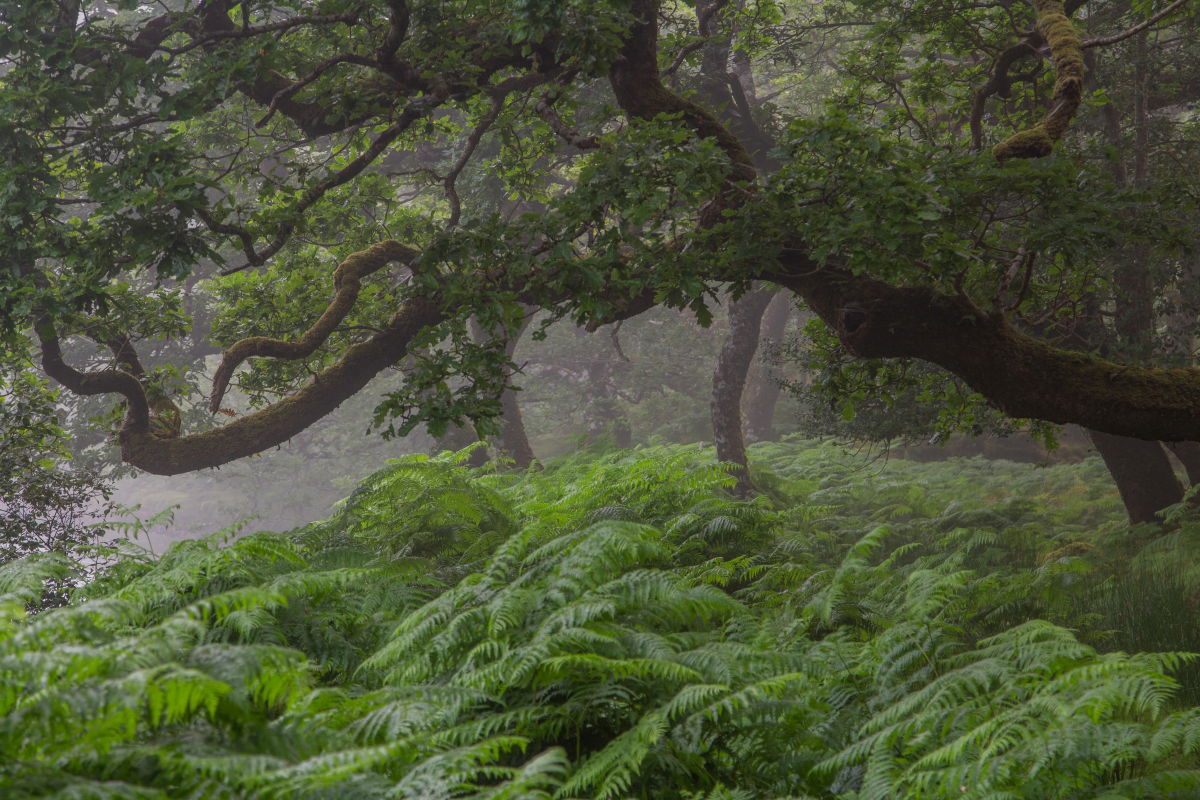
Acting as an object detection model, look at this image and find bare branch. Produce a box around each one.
[1084,0,1191,48]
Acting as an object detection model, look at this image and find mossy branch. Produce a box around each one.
[993,0,1084,161]
[209,240,420,414]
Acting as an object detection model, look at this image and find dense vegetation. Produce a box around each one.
[6,441,1200,798]
[9,2,1200,796]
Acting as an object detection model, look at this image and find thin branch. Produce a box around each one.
[255,54,377,129]
[1084,0,1191,48]
[445,95,506,229]
[535,95,600,151]
[221,94,445,275]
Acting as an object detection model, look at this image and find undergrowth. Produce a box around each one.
[3,439,1200,798]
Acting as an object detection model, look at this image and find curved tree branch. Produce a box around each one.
[123,294,443,475]
[992,0,1085,160]
[209,239,420,413]
[36,322,151,434]
[970,41,1041,151]
[609,0,1200,445]
[768,254,1200,442]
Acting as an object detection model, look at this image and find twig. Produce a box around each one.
[1084,0,1191,48]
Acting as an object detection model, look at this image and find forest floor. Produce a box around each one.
[6,439,1200,798]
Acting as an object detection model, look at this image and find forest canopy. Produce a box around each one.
[3,0,1200,513]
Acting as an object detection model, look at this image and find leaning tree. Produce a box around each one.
[4,0,1200,520]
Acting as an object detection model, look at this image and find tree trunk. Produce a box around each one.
[1165,442,1200,487]
[1083,37,1182,524]
[469,315,536,469]
[584,357,633,449]
[743,291,792,443]
[433,421,489,466]
[1090,431,1183,524]
[711,287,775,496]
[495,378,536,468]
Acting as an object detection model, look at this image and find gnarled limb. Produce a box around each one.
[969,41,1041,151]
[125,295,443,475]
[992,0,1084,160]
[36,322,151,435]
[768,255,1200,442]
[605,2,1200,445]
[209,240,420,413]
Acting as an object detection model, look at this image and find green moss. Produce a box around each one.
[993,125,1054,161]
[994,0,1084,161]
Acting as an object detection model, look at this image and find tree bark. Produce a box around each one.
[711,287,775,496]
[583,356,632,449]
[495,373,536,468]
[744,291,792,443]
[45,0,1200,480]
[433,420,488,467]
[1165,442,1200,487]
[469,315,537,469]
[1090,430,1183,523]
[1081,35,1183,524]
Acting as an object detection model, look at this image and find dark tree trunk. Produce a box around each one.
[711,287,775,496]
[433,421,489,466]
[1166,442,1200,488]
[470,315,536,469]
[495,378,536,468]
[743,291,792,443]
[1090,431,1183,524]
[1083,39,1181,524]
[584,358,632,449]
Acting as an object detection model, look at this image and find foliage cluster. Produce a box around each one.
[0,352,111,566]
[5,441,1200,797]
